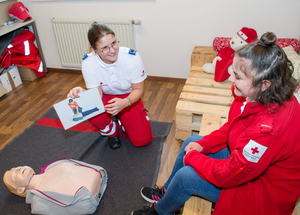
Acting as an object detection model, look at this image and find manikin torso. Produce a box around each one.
[31,163,103,197]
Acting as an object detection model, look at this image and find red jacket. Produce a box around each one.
[0,29,45,78]
[184,96,300,215]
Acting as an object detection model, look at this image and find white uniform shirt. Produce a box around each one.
[82,47,147,95]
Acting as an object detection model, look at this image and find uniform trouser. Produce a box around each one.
[88,93,153,147]
[155,135,230,215]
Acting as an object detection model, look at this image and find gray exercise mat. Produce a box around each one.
[0,108,171,215]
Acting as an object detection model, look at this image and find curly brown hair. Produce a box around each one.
[235,32,298,108]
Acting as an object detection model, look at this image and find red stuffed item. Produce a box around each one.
[214,27,258,82]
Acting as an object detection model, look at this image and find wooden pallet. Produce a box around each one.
[175,46,232,141]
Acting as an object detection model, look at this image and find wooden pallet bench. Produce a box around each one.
[175,46,232,141]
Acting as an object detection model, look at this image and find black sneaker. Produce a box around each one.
[108,135,120,149]
[141,185,165,203]
[131,203,158,215]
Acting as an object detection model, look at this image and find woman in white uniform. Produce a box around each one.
[68,23,152,149]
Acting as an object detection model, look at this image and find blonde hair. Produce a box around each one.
[3,170,27,198]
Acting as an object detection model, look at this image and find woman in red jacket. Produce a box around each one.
[132,32,300,215]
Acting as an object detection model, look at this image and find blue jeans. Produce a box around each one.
[155,136,230,215]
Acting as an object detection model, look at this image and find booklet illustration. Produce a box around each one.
[53,88,105,130]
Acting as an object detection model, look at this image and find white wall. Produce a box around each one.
[21,0,300,79]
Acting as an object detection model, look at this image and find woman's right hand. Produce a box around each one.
[184,142,203,154]
[67,87,86,99]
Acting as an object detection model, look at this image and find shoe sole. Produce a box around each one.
[140,187,159,203]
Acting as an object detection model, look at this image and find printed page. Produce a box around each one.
[53,88,104,130]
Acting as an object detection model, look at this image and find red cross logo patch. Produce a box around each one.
[251,147,259,154]
[243,140,267,163]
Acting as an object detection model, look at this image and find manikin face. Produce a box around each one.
[229,56,257,101]
[94,34,119,64]
[6,166,35,190]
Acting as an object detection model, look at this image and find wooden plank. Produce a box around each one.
[175,128,192,141]
[199,114,221,136]
[292,197,300,215]
[191,47,217,67]
[192,46,216,55]
[179,92,232,106]
[175,114,194,126]
[175,122,203,132]
[188,70,214,79]
[183,196,212,215]
[182,85,232,97]
[191,52,205,68]
[186,77,232,89]
[176,100,230,118]
[190,66,203,72]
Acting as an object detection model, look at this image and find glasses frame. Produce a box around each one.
[98,40,119,53]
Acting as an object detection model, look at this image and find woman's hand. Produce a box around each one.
[67,87,86,98]
[185,142,203,154]
[105,98,128,115]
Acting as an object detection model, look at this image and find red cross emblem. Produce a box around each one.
[251,147,259,154]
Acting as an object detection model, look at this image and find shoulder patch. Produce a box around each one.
[82,53,88,60]
[242,140,267,163]
[129,49,137,55]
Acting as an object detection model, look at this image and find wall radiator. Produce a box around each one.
[51,18,141,68]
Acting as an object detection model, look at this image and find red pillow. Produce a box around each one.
[212,37,299,53]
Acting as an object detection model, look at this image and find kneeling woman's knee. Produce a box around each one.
[130,135,153,147]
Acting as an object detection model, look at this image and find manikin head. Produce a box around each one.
[3,166,35,197]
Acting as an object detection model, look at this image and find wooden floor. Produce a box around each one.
[0,71,185,188]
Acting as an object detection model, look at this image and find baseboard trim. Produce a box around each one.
[48,68,82,74]
[47,68,186,84]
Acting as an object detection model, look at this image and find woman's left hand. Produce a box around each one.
[105,98,128,115]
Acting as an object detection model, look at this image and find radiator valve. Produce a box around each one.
[132,20,142,25]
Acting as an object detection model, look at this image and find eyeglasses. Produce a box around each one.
[98,40,119,53]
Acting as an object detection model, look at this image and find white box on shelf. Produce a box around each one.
[0,66,22,93]
[8,66,22,87]
[0,72,12,92]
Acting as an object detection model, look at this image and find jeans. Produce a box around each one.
[155,135,230,215]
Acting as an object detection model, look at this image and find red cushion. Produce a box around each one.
[212,37,299,53]
[213,37,231,52]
